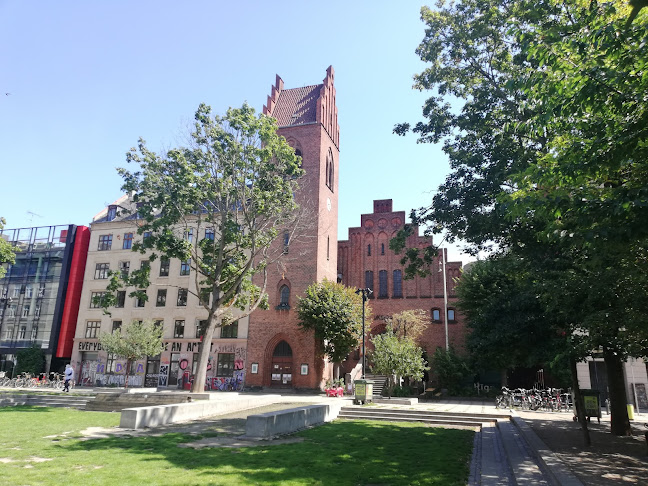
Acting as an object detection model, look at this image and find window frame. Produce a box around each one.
[94,263,110,279]
[216,353,235,376]
[221,320,238,339]
[174,320,185,338]
[177,288,188,307]
[159,258,170,277]
[97,234,112,251]
[85,321,101,338]
[156,288,167,307]
[123,232,134,250]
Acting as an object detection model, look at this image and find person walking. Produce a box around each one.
[63,364,74,392]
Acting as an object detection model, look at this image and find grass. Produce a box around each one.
[0,406,474,485]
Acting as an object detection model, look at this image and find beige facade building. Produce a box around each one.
[71,196,248,390]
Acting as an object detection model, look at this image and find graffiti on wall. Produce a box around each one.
[158,364,169,387]
[209,370,245,391]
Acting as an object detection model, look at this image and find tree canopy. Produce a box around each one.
[297,279,369,373]
[395,0,648,435]
[0,218,16,280]
[100,103,304,392]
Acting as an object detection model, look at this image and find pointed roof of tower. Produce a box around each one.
[263,66,339,148]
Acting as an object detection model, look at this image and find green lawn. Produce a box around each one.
[0,406,474,485]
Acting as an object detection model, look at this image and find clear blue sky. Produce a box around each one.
[0,1,469,262]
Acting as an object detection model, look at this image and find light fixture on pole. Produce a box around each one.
[439,248,449,351]
[355,287,372,379]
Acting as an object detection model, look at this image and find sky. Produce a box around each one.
[0,1,471,263]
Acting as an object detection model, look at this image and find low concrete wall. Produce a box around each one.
[87,392,209,412]
[120,394,281,429]
[244,402,343,438]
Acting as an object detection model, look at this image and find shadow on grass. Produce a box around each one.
[62,420,474,485]
[0,405,54,413]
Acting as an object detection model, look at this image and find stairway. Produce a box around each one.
[337,406,563,485]
[0,392,93,410]
[363,374,388,396]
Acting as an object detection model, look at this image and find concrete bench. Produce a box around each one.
[120,394,280,429]
[244,402,344,438]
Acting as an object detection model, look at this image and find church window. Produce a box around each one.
[364,271,374,297]
[325,148,334,191]
[378,270,388,298]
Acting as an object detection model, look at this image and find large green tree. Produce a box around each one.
[297,279,369,379]
[100,103,304,392]
[395,1,648,435]
[99,320,164,388]
[0,218,16,279]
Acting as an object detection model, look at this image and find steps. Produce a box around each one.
[337,406,559,485]
[363,374,388,396]
[0,392,93,410]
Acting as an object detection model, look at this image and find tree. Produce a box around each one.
[0,218,16,279]
[385,309,427,343]
[99,320,164,388]
[369,328,428,397]
[394,0,648,436]
[100,103,304,392]
[430,347,471,394]
[296,279,369,379]
[15,345,45,376]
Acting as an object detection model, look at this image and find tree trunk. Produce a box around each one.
[191,314,218,393]
[570,357,591,447]
[603,349,632,436]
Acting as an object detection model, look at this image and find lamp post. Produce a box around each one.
[355,288,372,379]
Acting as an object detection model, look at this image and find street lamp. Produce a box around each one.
[355,288,372,379]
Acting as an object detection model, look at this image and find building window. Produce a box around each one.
[95,263,110,279]
[283,232,289,254]
[7,305,16,317]
[216,353,235,376]
[367,244,371,256]
[140,260,150,271]
[98,235,112,251]
[34,305,41,318]
[3,326,13,339]
[448,309,456,322]
[106,353,117,374]
[115,291,126,308]
[378,270,388,298]
[221,320,238,339]
[381,243,385,255]
[143,231,152,241]
[12,286,20,298]
[123,233,134,249]
[30,326,38,340]
[393,270,402,298]
[107,206,117,221]
[22,305,30,317]
[325,148,334,191]
[205,228,215,240]
[154,289,166,307]
[112,320,122,333]
[25,285,33,298]
[85,321,101,338]
[174,320,185,338]
[432,308,441,322]
[159,258,170,277]
[90,292,105,308]
[119,261,130,278]
[135,291,146,308]
[196,320,208,339]
[18,326,26,339]
[180,259,191,276]
[199,289,210,306]
[277,285,290,309]
[184,229,193,243]
[177,288,188,306]
[364,271,374,296]
[327,236,330,261]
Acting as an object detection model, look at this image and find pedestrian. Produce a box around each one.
[63,364,74,392]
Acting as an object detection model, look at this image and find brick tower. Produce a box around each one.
[245,66,340,389]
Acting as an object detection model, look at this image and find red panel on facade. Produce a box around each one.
[56,226,90,358]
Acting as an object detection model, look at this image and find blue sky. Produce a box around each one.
[0,1,469,262]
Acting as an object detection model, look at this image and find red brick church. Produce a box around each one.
[244,66,464,390]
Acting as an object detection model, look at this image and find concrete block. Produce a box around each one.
[244,402,343,438]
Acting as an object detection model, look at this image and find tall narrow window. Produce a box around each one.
[325,148,334,191]
[381,243,385,255]
[278,285,290,309]
[180,259,191,276]
[364,271,374,296]
[159,258,170,277]
[367,244,371,256]
[327,236,330,261]
[378,270,388,298]
[174,320,185,338]
[283,232,289,254]
[393,270,402,298]
[107,206,117,221]
[135,291,146,308]
[115,291,126,308]
[112,320,122,333]
[184,229,193,243]
[119,261,130,278]
[123,232,133,249]
[156,289,167,307]
[432,308,441,322]
[448,309,456,322]
[177,288,188,306]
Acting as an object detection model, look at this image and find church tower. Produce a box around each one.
[245,66,340,389]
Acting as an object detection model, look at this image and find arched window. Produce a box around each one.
[378,270,388,298]
[273,340,293,357]
[325,148,334,191]
[277,285,290,309]
[393,270,402,298]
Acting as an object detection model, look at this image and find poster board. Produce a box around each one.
[633,383,648,411]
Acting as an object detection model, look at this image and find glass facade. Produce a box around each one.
[0,225,80,376]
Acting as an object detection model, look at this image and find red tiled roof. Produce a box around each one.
[272,84,321,127]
